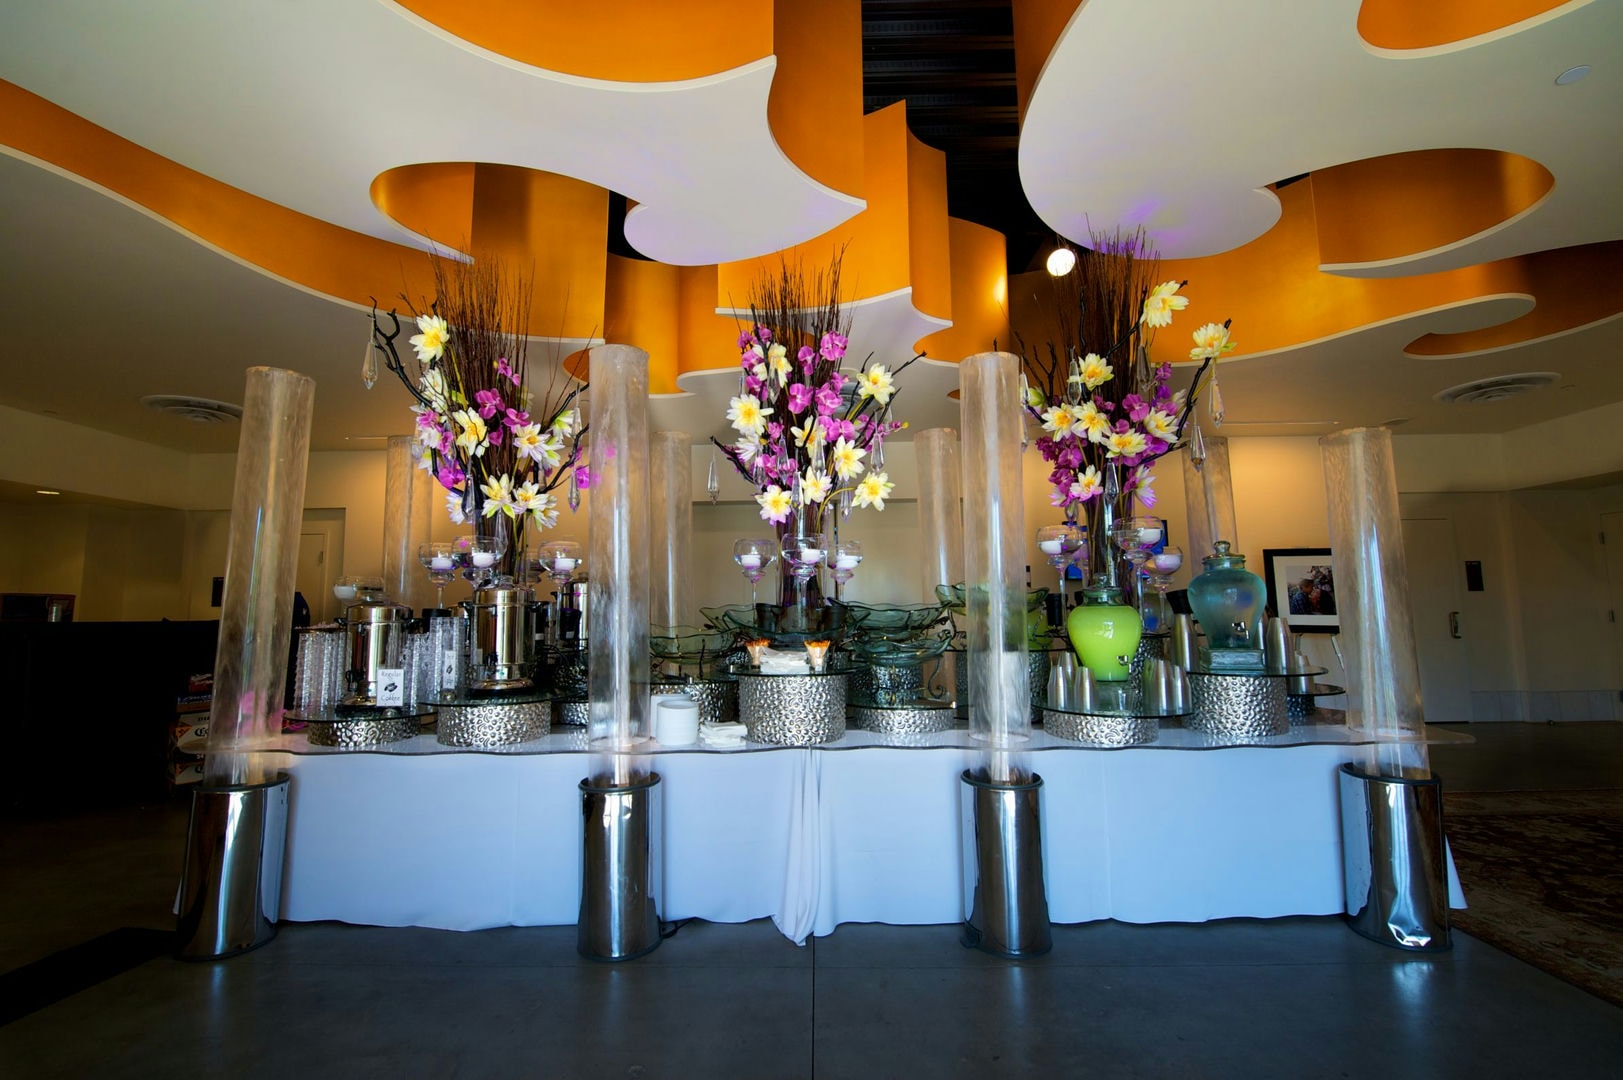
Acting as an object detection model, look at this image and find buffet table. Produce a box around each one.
[262,722,1467,944]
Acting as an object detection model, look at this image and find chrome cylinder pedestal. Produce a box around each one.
[1337,763,1451,951]
[578,772,664,962]
[960,769,1051,958]
[176,774,290,960]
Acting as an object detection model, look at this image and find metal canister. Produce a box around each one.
[468,582,536,691]
[343,599,411,706]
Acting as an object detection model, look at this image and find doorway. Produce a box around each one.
[1402,517,1474,723]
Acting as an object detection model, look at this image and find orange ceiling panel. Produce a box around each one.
[1010,0,1081,120]
[1358,0,1580,50]
[1404,240,1623,356]
[916,219,1010,362]
[1312,149,1553,270]
[0,79,439,309]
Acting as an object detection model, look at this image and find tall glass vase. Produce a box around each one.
[771,507,828,639]
[1082,468,1134,595]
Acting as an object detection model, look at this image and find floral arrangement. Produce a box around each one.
[369,255,587,567]
[713,257,916,527]
[1018,226,1233,521]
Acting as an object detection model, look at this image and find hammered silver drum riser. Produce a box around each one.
[650,681,738,726]
[849,704,955,735]
[1186,673,1289,737]
[1127,634,1167,685]
[738,673,847,745]
[305,715,423,748]
[556,698,590,726]
[850,664,924,706]
[436,700,551,747]
[1041,709,1158,746]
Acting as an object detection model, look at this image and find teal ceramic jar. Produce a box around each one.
[1186,541,1265,653]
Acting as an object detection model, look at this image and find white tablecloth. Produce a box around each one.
[267,737,1463,944]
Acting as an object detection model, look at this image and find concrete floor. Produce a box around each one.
[3,723,1621,1079]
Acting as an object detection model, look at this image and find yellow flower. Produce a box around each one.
[830,436,867,480]
[511,482,558,529]
[1142,281,1189,329]
[852,471,894,511]
[410,314,450,362]
[767,343,793,382]
[479,473,515,517]
[857,364,895,406]
[1070,465,1103,501]
[1080,353,1113,390]
[1190,322,1236,361]
[420,367,448,408]
[1041,404,1077,439]
[727,393,772,435]
[550,408,577,438]
[1076,401,1111,443]
[799,470,832,505]
[453,409,488,457]
[513,423,562,468]
[1143,408,1178,441]
[1104,429,1148,458]
[1023,382,1047,410]
[756,485,794,524]
[733,434,763,463]
[791,417,826,453]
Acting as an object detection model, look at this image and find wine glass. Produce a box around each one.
[1112,516,1165,613]
[1143,546,1183,632]
[782,531,830,586]
[1035,524,1084,615]
[333,575,383,607]
[532,540,584,596]
[418,540,458,609]
[733,538,777,605]
[454,531,505,590]
[831,539,863,598]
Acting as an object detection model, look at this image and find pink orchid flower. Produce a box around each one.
[787,383,813,415]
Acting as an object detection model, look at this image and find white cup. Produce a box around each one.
[656,698,700,746]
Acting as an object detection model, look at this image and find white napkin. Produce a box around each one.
[701,721,748,747]
[757,648,811,675]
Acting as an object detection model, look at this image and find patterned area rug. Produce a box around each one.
[1445,789,1623,1007]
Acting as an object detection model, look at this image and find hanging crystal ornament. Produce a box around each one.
[873,438,885,470]
[707,446,721,505]
[1209,368,1226,428]
[1066,349,1085,406]
[1189,417,1208,471]
[360,329,378,390]
[568,464,581,512]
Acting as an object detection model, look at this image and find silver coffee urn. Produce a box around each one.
[341,596,412,710]
[467,581,536,691]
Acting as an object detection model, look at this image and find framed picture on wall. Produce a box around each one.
[1262,548,1338,633]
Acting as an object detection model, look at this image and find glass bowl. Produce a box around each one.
[700,602,849,647]
[842,601,951,638]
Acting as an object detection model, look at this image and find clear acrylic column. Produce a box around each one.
[915,427,964,601]
[580,344,663,961]
[1181,432,1238,559]
[179,366,312,959]
[957,352,1050,957]
[1322,426,1449,950]
[382,435,435,610]
[650,430,693,630]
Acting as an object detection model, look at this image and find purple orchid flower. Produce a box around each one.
[574,465,591,489]
[815,384,842,415]
[504,407,530,430]
[787,382,813,415]
[756,325,772,343]
[1122,394,1149,422]
[495,357,518,386]
[475,389,504,420]
[744,374,764,396]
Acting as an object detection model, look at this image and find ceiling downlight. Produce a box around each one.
[1433,372,1560,405]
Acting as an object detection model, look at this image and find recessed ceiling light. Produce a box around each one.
[36,489,61,496]
[1045,247,1076,277]
[1555,65,1590,85]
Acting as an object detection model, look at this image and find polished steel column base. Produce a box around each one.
[1338,763,1452,951]
[176,774,290,961]
[960,769,1051,958]
[578,772,664,962]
